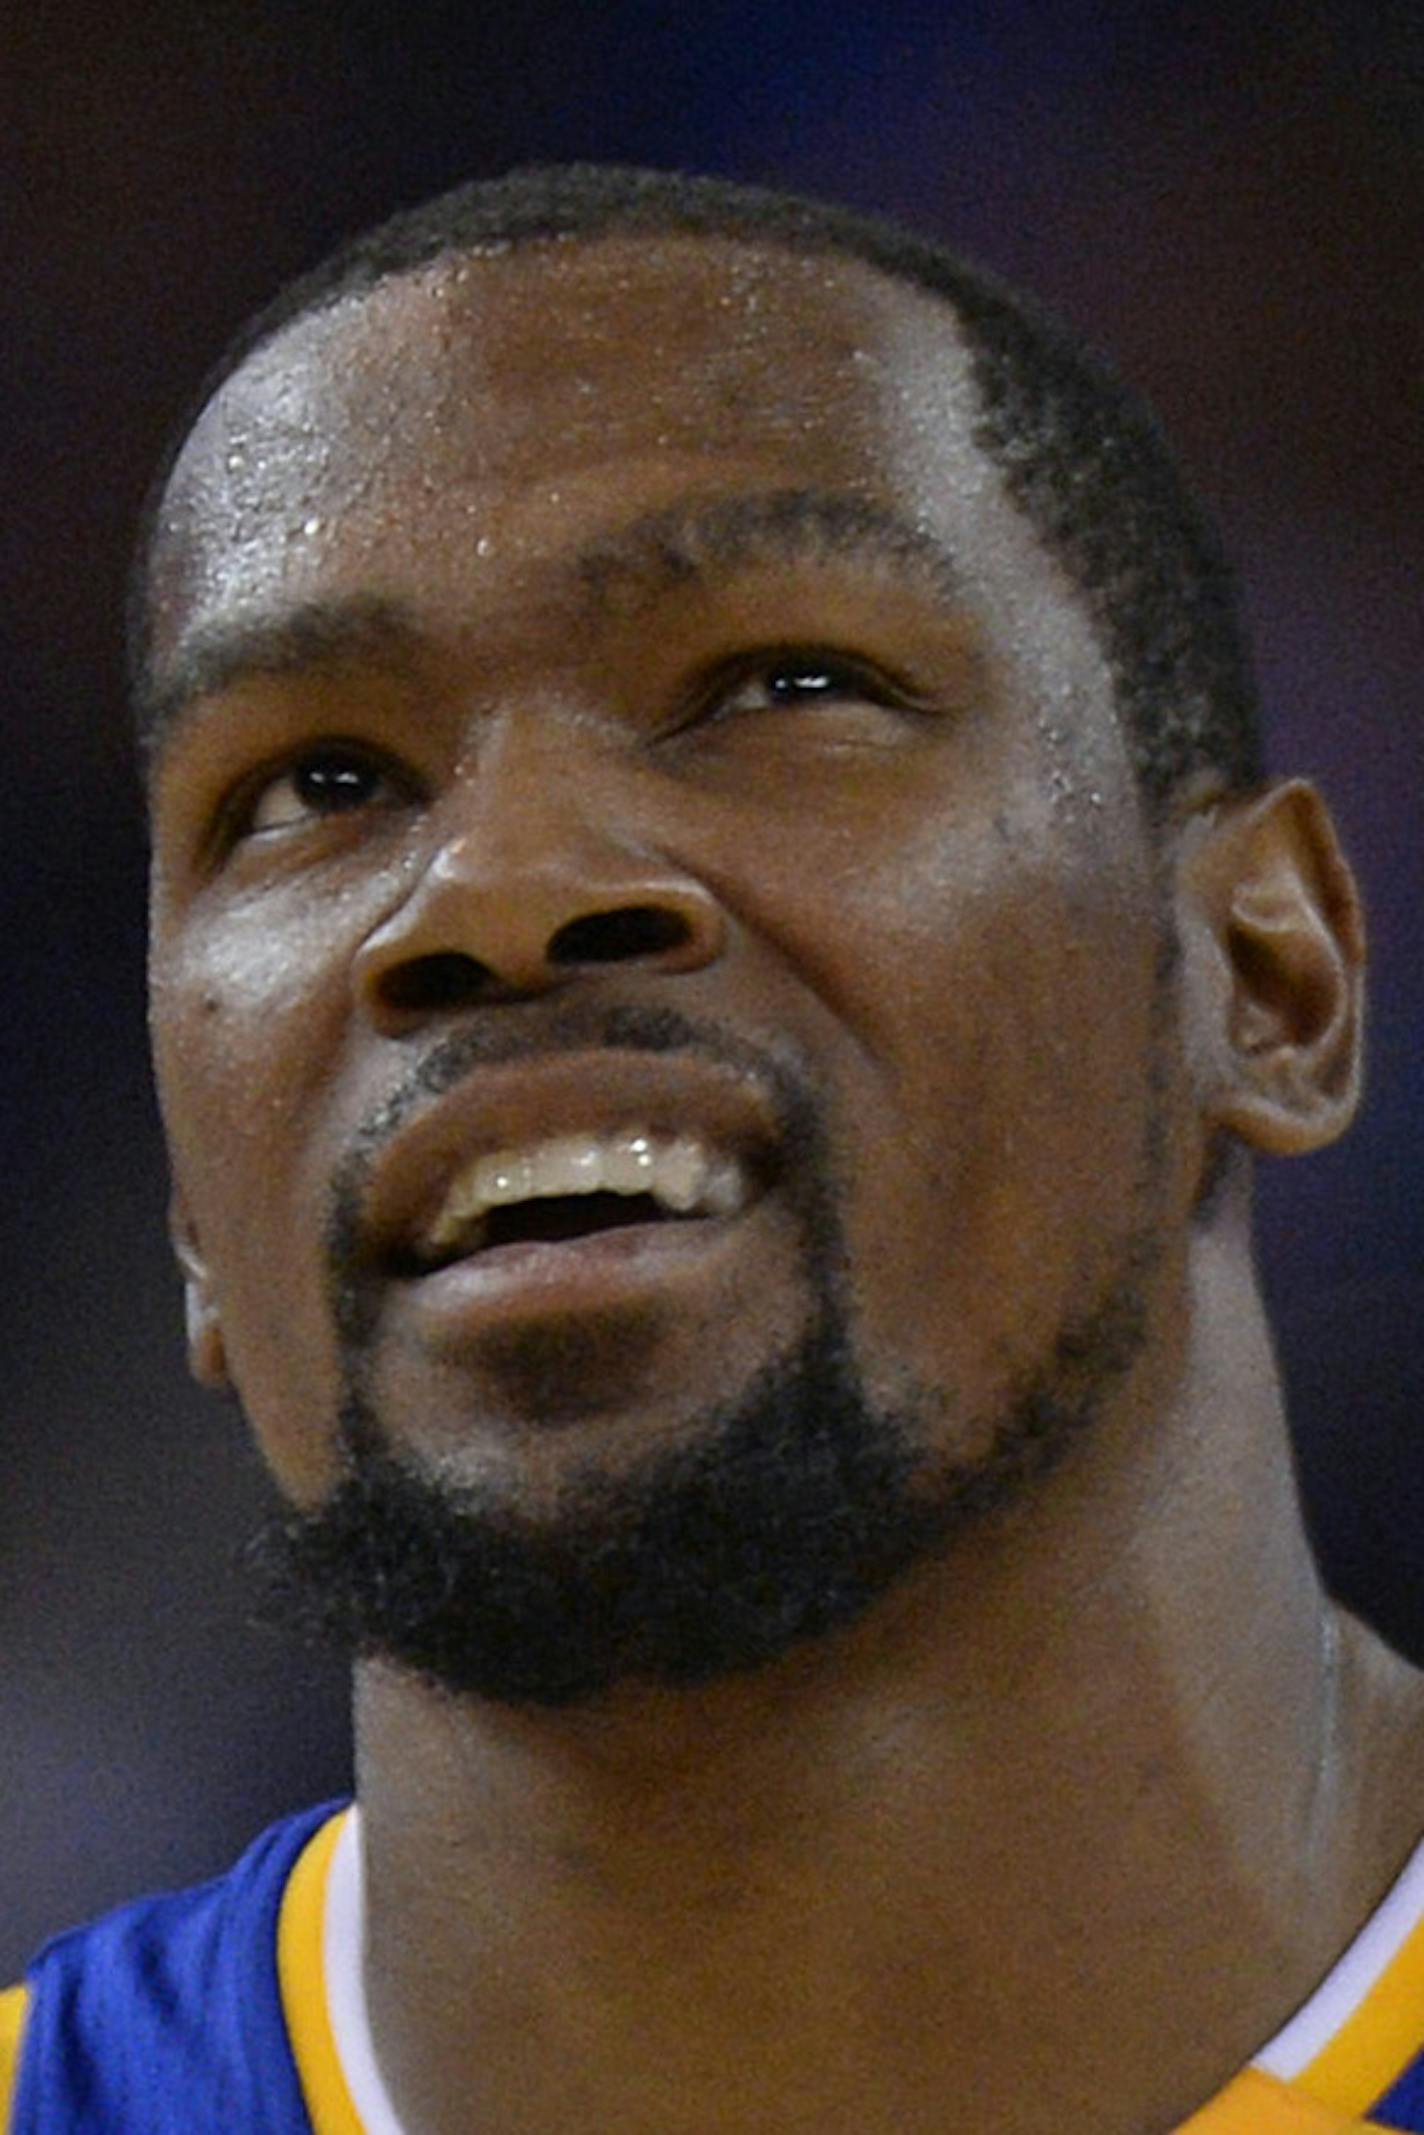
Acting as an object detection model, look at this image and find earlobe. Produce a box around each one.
[169,1193,230,1388]
[1178,779,1365,1158]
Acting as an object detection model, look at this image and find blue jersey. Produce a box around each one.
[6,1805,1424,2131]
[2,1805,339,2133]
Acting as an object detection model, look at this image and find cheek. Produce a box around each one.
[152,860,379,1095]
[812,845,1163,1408]
[150,902,368,1497]
[153,906,350,1192]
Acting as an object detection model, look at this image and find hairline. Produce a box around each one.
[134,217,1002,714]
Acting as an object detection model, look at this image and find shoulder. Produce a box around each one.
[5,1802,345,2135]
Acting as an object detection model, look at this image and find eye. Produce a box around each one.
[244,744,407,835]
[712,651,891,718]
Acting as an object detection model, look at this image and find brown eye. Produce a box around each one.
[724,657,871,712]
[767,661,858,701]
[701,649,918,732]
[248,747,399,833]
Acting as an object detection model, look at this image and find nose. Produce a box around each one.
[352,745,725,1030]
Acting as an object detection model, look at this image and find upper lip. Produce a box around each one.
[352,1049,783,1273]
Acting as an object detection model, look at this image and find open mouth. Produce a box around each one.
[402,1127,756,1275]
[437,1190,678,1262]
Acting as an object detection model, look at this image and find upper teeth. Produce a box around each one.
[426,1128,748,1255]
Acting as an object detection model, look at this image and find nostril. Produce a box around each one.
[549,905,694,966]
[362,896,713,1022]
[378,952,492,1015]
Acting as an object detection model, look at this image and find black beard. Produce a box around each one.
[249,1265,1151,1709]
[249,1004,1157,1709]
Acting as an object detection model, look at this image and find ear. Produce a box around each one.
[168,1190,230,1388]
[1177,779,1365,1157]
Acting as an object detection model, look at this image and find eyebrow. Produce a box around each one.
[141,488,969,751]
[140,595,425,753]
[576,488,967,613]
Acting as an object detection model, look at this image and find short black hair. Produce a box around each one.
[132,163,1263,817]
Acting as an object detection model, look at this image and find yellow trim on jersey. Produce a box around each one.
[1292,1895,1424,2118]
[277,1810,366,2135]
[5,1851,1420,2135]
[1178,2066,1394,2130]
[268,1804,1420,2135]
[0,1985,29,2135]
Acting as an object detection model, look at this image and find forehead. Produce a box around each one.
[175,235,977,479]
[154,239,982,631]
[148,235,1114,764]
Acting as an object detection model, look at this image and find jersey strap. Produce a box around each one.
[280,1810,366,2135]
[1179,2065,1410,2130]
[8,1802,341,2133]
[1253,1835,1424,2128]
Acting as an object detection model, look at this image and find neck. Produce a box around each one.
[351,1226,1424,2135]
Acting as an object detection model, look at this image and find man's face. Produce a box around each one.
[146,237,1178,1695]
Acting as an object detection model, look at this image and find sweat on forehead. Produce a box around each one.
[142,240,989,714]
[131,165,1262,815]
[157,236,943,532]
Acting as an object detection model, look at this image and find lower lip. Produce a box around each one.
[394,1208,755,1344]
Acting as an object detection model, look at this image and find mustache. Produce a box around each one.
[322,1000,829,1321]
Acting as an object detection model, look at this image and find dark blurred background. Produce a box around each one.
[2,0,1420,1978]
